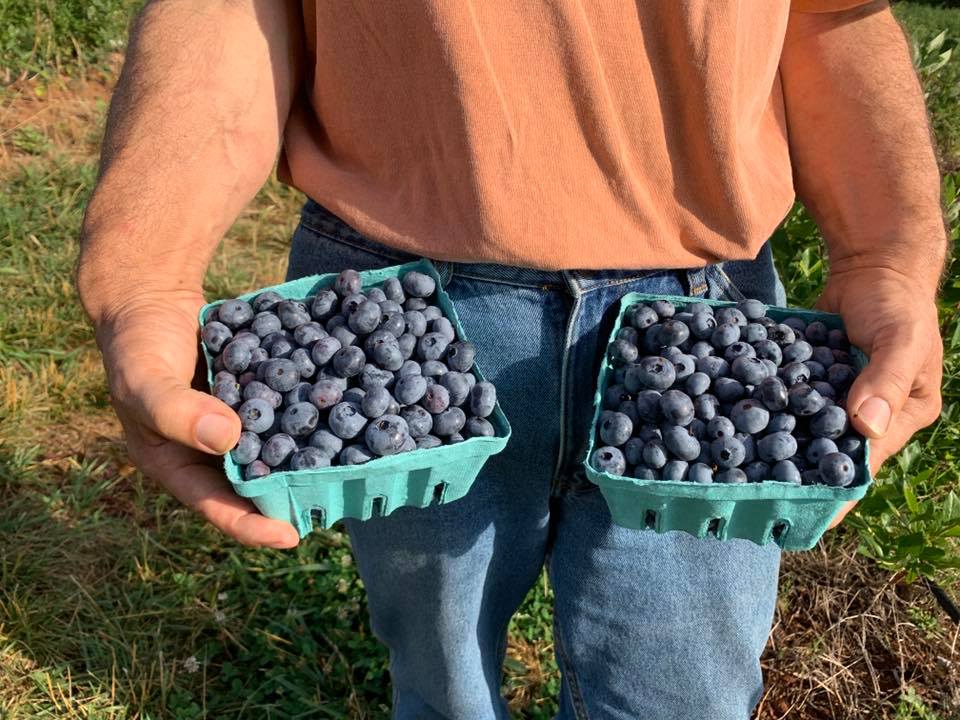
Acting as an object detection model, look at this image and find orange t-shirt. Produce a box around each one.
[281,0,871,271]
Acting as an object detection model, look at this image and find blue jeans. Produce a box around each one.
[286,200,786,720]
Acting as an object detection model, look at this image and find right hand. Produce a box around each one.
[90,289,300,549]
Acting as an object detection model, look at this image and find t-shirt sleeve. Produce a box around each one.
[790,0,878,12]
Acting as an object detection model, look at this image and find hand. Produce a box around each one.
[88,289,300,548]
[816,267,943,528]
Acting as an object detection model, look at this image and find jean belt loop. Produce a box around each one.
[686,267,708,297]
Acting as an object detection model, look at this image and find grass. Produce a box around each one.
[0,1,959,718]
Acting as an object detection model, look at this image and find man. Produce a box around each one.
[77,0,945,717]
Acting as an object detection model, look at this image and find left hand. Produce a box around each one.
[815,267,943,528]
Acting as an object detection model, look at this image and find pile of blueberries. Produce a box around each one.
[591,298,865,487]
[201,269,498,479]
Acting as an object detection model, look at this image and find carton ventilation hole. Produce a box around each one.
[371,496,385,518]
[310,508,326,529]
[772,521,788,544]
[644,510,657,530]
[432,482,447,504]
[707,518,722,536]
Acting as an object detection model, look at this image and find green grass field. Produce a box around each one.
[1,2,959,718]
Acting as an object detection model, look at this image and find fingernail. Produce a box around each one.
[196,414,236,454]
[855,396,891,437]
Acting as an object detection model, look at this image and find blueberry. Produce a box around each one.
[827,328,849,350]
[729,399,768,435]
[599,410,634,445]
[642,439,669,469]
[694,394,720,422]
[604,384,631,410]
[416,434,443,450]
[736,432,757,464]
[810,405,849,440]
[780,361,812,388]
[304,381,339,413]
[713,377,746,403]
[672,354,697,382]
[340,444,375,465]
[592,446,627,475]
[806,437,838,465]
[617,327,640,345]
[696,440,712,464]
[743,323,768,343]
[252,290,283,313]
[443,341,474,373]
[334,269,362,297]
[689,341,715,359]
[623,437,646,465]
[662,425,701,461]
[249,347,270,370]
[279,402,319,437]
[658,319,689,347]
[361,387,393,418]
[309,336,342,367]
[744,461,771,483]
[782,340,813,364]
[707,416,736,440]
[724,341,756,364]
[222,341,252,374]
[308,426,344,458]
[398,360,422,378]
[804,360,827,382]
[772,460,801,484]
[650,299,675,319]
[627,304,658,331]
[819,452,856,487]
[800,469,821,485]
[308,289,337,321]
[404,297,428,312]
[380,311,409,339]
[439,372,471,406]
[832,349,852,365]
[421,384,451,414]
[756,316,777,328]
[433,407,466,436]
[732,299,764,321]
[688,417,707,440]
[696,355,729,380]
[250,312,282,339]
[761,359,779,378]
[686,372,711,397]
[809,345,833,368]
[268,336,295,359]
[230,431,262,465]
[330,346,365,378]
[288,348,315,380]
[400,405,434,438]
[756,376,788,412]
[401,271,436,298]
[348,300,382,334]
[711,322,740,348]
[422,360,449,379]
[432,317,456,342]
[767,412,796,436]
[276,300,310,330]
[284,381,313,406]
[716,307,748,327]
[788,383,826,416]
[218,299,254,329]
[782,317,807,335]
[662,460,689,481]
[261,358,300,392]
[365,287,387,304]
[635,390,663,423]
[371,341,404,371]
[688,463,714,484]
[243,380,283,409]
[214,380,242,409]
[244,460,271,481]
[290,447,331,470]
[363,414,410,456]
[716,468,748,484]
[416,333,449,362]
[330,325,358,348]
[609,339,640,365]
[757,432,798,463]
[656,390,692,426]
[631,356,676,391]
[202,321,233,352]
[688,302,714,316]
[341,291,368,316]
[469,382,497,418]
[465,416,495,438]
[328,402,368,440]
[261,433,297,467]
[836,435,864,461]
[689,312,718,340]
[827,363,857,391]
[804,321,828,345]
[752,339,783,365]
[731,355,767,386]
[397,333,418,361]
[233,331,263,351]
[403,310,428,338]
[359,364,394,392]
[767,324,796,346]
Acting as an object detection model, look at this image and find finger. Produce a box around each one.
[845,327,924,440]
[116,369,241,455]
[162,455,299,548]
[828,500,858,529]
[864,398,936,474]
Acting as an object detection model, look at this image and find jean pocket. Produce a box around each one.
[706,264,748,303]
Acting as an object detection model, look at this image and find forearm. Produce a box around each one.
[78,0,303,322]
[780,0,947,295]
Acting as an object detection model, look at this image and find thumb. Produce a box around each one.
[117,367,242,455]
[845,332,916,440]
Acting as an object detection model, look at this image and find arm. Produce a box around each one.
[77,0,304,547]
[780,0,946,523]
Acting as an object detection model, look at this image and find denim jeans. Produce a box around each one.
[286,200,786,720]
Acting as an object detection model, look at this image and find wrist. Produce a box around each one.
[828,234,947,299]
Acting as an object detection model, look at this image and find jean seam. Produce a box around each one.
[299,220,414,264]
[552,271,582,493]
[450,271,557,290]
[553,611,591,720]
[711,264,748,302]
[574,271,672,293]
